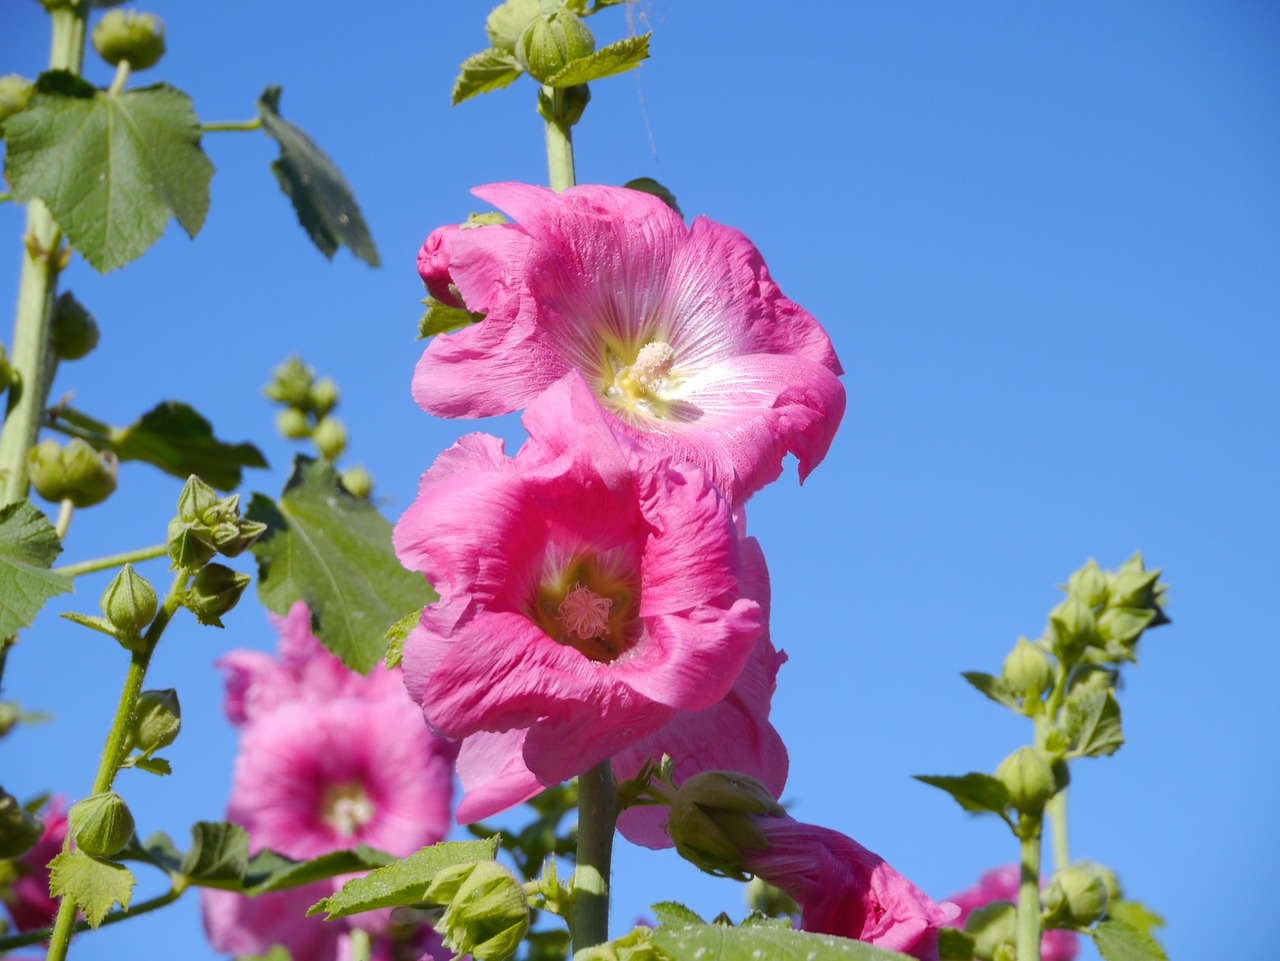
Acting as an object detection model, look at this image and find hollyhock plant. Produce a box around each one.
[1,798,67,933]
[944,865,1080,961]
[414,182,846,503]
[395,371,764,814]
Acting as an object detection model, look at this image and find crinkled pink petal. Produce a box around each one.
[944,866,1080,961]
[454,730,546,824]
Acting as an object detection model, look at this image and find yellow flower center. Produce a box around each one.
[321,782,375,837]
[603,340,681,419]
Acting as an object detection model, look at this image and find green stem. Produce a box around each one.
[44,569,188,961]
[0,884,185,951]
[347,927,373,961]
[1016,814,1044,961]
[55,498,73,539]
[569,761,616,953]
[0,193,12,204]
[106,59,130,97]
[1046,790,1069,872]
[542,86,577,192]
[56,543,168,577]
[200,117,263,133]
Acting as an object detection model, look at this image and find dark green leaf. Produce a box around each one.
[1064,689,1124,758]
[111,402,267,490]
[383,609,421,670]
[914,774,1011,816]
[5,72,212,273]
[1093,917,1168,961]
[258,86,379,267]
[452,48,524,105]
[546,34,651,87]
[961,672,1019,709]
[242,845,395,895]
[248,457,437,673]
[654,922,917,961]
[937,927,976,961]
[418,296,484,339]
[308,838,500,920]
[180,821,249,886]
[652,901,707,926]
[48,850,135,928]
[623,177,682,216]
[0,500,73,637]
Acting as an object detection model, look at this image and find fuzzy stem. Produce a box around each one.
[0,884,185,951]
[200,117,263,133]
[56,543,168,577]
[543,86,577,193]
[1016,814,1044,961]
[569,760,616,953]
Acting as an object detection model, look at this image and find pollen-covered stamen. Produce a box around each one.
[321,782,375,837]
[630,341,675,390]
[558,582,613,640]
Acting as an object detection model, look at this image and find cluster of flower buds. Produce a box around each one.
[265,357,372,494]
[165,476,260,625]
[91,10,166,72]
[28,438,117,508]
[426,860,531,961]
[1047,554,1169,665]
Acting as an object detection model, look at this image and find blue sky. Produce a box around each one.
[2,2,1277,959]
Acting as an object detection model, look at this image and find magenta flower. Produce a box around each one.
[395,371,764,809]
[414,182,846,503]
[944,865,1079,961]
[1,798,67,933]
[743,816,960,961]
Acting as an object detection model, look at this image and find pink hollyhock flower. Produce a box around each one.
[414,182,846,503]
[945,865,1079,961]
[743,816,960,961]
[395,371,764,811]
[1,798,67,932]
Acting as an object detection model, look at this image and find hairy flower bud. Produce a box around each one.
[965,900,1016,961]
[310,377,340,417]
[186,564,251,627]
[996,747,1057,814]
[666,771,783,880]
[50,292,100,361]
[1001,638,1054,699]
[0,790,43,859]
[275,407,312,440]
[69,791,134,858]
[167,518,217,571]
[175,475,219,524]
[92,10,166,71]
[0,75,33,131]
[515,5,595,82]
[313,416,347,461]
[1042,866,1109,928]
[28,438,117,508]
[126,688,181,756]
[100,563,158,637]
[426,861,530,961]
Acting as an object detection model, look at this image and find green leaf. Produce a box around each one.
[125,755,172,776]
[1064,688,1124,758]
[180,821,250,886]
[937,927,976,961]
[546,34,651,87]
[654,922,917,961]
[0,501,73,637]
[1109,900,1166,939]
[116,830,183,875]
[914,773,1011,816]
[623,177,682,216]
[48,850,135,928]
[383,609,421,670]
[418,296,484,339]
[1093,917,1168,961]
[258,86,379,267]
[5,71,212,273]
[242,845,395,895]
[961,671,1019,709]
[59,612,119,638]
[308,838,500,920]
[248,456,437,673]
[452,48,524,105]
[652,901,707,926]
[111,402,267,491]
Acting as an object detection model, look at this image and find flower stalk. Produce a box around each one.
[1016,816,1044,961]
[542,85,577,193]
[55,542,169,577]
[569,760,616,953]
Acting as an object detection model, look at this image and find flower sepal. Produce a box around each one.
[426,860,530,961]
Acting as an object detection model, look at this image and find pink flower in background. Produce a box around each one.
[395,372,764,813]
[414,182,846,503]
[1,798,67,933]
[744,817,960,961]
[945,865,1079,961]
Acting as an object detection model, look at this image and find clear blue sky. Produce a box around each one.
[2,3,1277,959]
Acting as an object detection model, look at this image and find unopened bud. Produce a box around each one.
[100,564,158,637]
[426,861,530,961]
[28,438,117,508]
[214,518,267,559]
[310,377,340,417]
[127,689,180,756]
[1073,860,1122,904]
[1048,596,1097,660]
[667,771,782,880]
[1066,559,1109,609]
[176,475,219,524]
[340,465,373,498]
[515,5,595,83]
[167,518,217,570]
[264,356,315,409]
[313,416,347,461]
[1042,866,1109,928]
[486,0,541,52]
[186,564,250,627]
[0,790,43,859]
[965,900,1016,961]
[0,75,33,130]
[1001,638,1054,698]
[276,408,311,439]
[996,747,1057,814]
[50,292,99,361]
[69,791,134,858]
[92,10,166,71]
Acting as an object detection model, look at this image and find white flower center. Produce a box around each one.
[558,582,613,640]
[629,341,675,390]
[322,782,375,837]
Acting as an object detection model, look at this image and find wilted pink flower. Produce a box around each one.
[744,817,959,961]
[395,372,764,812]
[1,798,67,933]
[414,182,846,503]
[945,865,1079,961]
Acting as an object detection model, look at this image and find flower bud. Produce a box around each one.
[486,0,541,52]
[167,518,217,570]
[744,876,798,919]
[1066,559,1109,609]
[0,790,44,859]
[1001,638,1054,698]
[127,688,181,755]
[1073,860,1122,904]
[176,475,219,524]
[426,861,530,961]
[515,5,595,83]
[340,465,373,498]
[1096,606,1155,647]
[310,377,340,417]
[1109,554,1160,610]
[186,564,250,627]
[264,356,315,409]
[666,771,783,880]
[28,438,117,508]
[965,900,1016,961]
[92,10,166,71]
[276,407,311,439]
[68,791,134,858]
[1048,596,1096,660]
[995,747,1056,814]
[214,518,267,559]
[50,292,99,361]
[100,563,158,638]
[1042,866,1108,928]
[0,75,34,130]
[313,416,347,461]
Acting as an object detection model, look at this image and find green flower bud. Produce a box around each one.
[1073,860,1122,904]
[28,438,118,508]
[486,0,541,52]
[995,746,1057,814]
[69,791,134,858]
[340,465,373,498]
[426,861,530,961]
[313,416,347,461]
[92,10,166,71]
[1001,638,1054,698]
[666,771,783,880]
[1066,559,1109,609]
[0,75,34,131]
[100,563,158,637]
[1048,595,1097,660]
[186,564,251,627]
[744,876,798,919]
[214,518,267,559]
[310,377,340,417]
[264,356,315,409]
[515,5,595,83]
[167,518,217,570]
[0,702,19,737]
[965,900,1016,961]
[0,790,44,859]
[276,407,312,439]
[176,475,219,524]
[1042,866,1109,928]
[1109,553,1161,609]
[50,292,100,361]
[127,688,180,756]
[1096,606,1155,647]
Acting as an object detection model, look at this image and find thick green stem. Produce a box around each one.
[56,543,168,577]
[1046,790,1069,873]
[542,86,577,193]
[569,761,616,953]
[0,884,184,951]
[1016,815,1044,961]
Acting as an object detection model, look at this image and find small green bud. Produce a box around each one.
[1096,606,1156,647]
[264,356,315,409]
[1048,595,1097,660]
[1042,866,1109,928]
[28,438,118,508]
[310,377,340,417]
[186,564,250,627]
[995,746,1057,814]
[69,791,134,858]
[1001,638,1054,698]
[426,861,530,961]
[176,475,219,524]
[666,771,783,880]
[92,10,166,71]
[127,688,181,756]
[0,75,34,131]
[50,292,100,361]
[340,465,373,498]
[0,790,44,859]
[313,416,348,461]
[1066,559,1109,609]
[486,0,542,52]
[276,407,312,439]
[1073,860,1122,904]
[214,518,267,559]
[965,900,1016,961]
[167,518,217,570]
[100,563,158,637]
[1110,560,1161,611]
[515,5,595,82]
[744,876,798,919]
